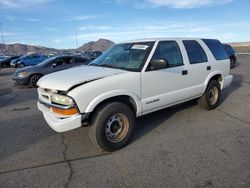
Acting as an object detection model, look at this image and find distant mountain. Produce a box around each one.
[77,39,115,52]
[0,43,59,55]
[0,38,115,55]
[228,41,250,53]
[2,39,248,55]
[229,41,250,47]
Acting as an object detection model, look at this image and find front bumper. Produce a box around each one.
[12,75,30,85]
[37,101,83,132]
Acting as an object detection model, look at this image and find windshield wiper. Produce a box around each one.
[88,63,99,67]
[100,64,118,69]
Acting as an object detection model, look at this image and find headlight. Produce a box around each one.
[51,94,74,106]
[17,72,29,77]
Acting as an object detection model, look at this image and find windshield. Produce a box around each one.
[89,42,154,71]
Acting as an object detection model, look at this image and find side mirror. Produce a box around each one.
[150,59,169,70]
[51,63,57,68]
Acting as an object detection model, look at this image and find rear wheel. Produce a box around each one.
[230,56,236,69]
[29,74,42,88]
[198,80,221,110]
[89,102,135,151]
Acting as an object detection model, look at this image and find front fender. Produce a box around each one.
[85,89,142,116]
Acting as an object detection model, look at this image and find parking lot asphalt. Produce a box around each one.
[0,55,250,188]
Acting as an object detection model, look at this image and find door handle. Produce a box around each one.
[182,70,188,75]
[207,66,211,71]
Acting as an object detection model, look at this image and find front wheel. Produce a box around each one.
[198,80,221,110]
[29,74,42,88]
[89,102,135,151]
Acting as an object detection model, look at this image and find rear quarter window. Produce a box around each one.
[202,39,228,60]
[183,40,208,64]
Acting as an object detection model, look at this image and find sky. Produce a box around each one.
[0,0,250,49]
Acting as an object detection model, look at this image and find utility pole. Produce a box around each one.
[0,22,5,54]
[75,28,78,49]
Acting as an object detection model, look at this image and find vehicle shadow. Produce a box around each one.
[131,100,197,144]
[220,73,243,104]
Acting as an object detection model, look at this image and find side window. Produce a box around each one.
[203,39,228,60]
[183,40,208,64]
[75,57,87,64]
[151,41,183,68]
[54,59,64,66]
[64,58,74,64]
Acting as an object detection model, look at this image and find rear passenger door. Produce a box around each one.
[182,40,210,95]
[202,39,230,75]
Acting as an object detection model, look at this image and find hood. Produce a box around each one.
[14,66,36,75]
[37,65,127,91]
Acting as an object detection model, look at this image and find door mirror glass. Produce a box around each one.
[150,59,169,70]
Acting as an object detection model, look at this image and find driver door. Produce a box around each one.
[141,40,190,114]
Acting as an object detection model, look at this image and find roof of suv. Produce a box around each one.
[122,38,217,43]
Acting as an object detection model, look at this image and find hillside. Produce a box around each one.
[1,39,249,55]
[0,39,115,55]
[0,43,59,55]
[77,39,115,52]
[229,41,250,53]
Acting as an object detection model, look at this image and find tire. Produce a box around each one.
[198,80,221,110]
[230,57,236,69]
[29,74,42,88]
[19,63,25,68]
[89,102,135,151]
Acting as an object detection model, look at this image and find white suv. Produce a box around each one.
[37,38,233,151]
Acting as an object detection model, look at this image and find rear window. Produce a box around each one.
[202,39,228,60]
[183,40,208,64]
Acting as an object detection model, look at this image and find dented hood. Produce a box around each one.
[37,65,126,91]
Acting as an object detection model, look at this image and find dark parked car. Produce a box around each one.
[83,51,102,60]
[12,55,91,87]
[223,44,237,68]
[92,51,102,59]
[0,55,21,68]
[10,55,24,68]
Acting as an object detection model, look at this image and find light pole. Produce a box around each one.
[75,28,78,49]
[0,22,5,54]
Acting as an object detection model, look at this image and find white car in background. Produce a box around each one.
[37,38,233,151]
